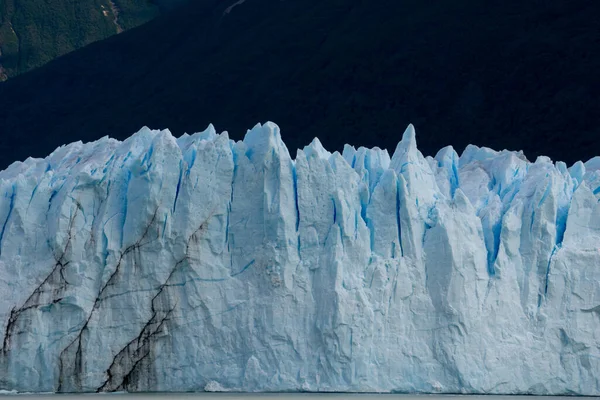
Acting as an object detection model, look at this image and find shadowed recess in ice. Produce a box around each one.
[0,122,599,395]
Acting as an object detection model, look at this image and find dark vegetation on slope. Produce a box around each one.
[0,0,115,79]
[0,0,184,79]
[0,0,599,170]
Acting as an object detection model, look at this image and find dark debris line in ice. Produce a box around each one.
[2,203,80,354]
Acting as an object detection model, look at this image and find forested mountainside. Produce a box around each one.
[0,0,186,80]
[0,0,599,170]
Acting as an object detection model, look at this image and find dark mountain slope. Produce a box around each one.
[0,0,170,79]
[0,0,599,170]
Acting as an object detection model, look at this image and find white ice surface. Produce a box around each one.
[0,122,598,394]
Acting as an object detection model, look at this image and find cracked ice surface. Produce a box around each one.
[0,122,599,394]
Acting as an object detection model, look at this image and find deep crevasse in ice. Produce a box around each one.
[0,122,599,394]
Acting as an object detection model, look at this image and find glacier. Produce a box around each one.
[0,122,599,395]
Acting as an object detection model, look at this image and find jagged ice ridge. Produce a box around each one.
[0,122,599,394]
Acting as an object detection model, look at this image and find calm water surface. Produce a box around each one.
[0,393,600,400]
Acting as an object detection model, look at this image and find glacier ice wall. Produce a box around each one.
[0,122,599,394]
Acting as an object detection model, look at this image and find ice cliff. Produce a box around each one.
[0,122,599,394]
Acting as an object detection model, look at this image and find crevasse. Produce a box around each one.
[0,122,598,394]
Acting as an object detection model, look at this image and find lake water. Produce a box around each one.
[2,393,598,400]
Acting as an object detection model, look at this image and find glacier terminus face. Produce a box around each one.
[0,122,598,394]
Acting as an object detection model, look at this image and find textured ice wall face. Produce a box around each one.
[0,122,599,394]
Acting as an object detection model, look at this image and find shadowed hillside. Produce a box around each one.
[0,0,599,170]
[0,0,189,79]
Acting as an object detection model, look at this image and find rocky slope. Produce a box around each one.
[0,0,598,172]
